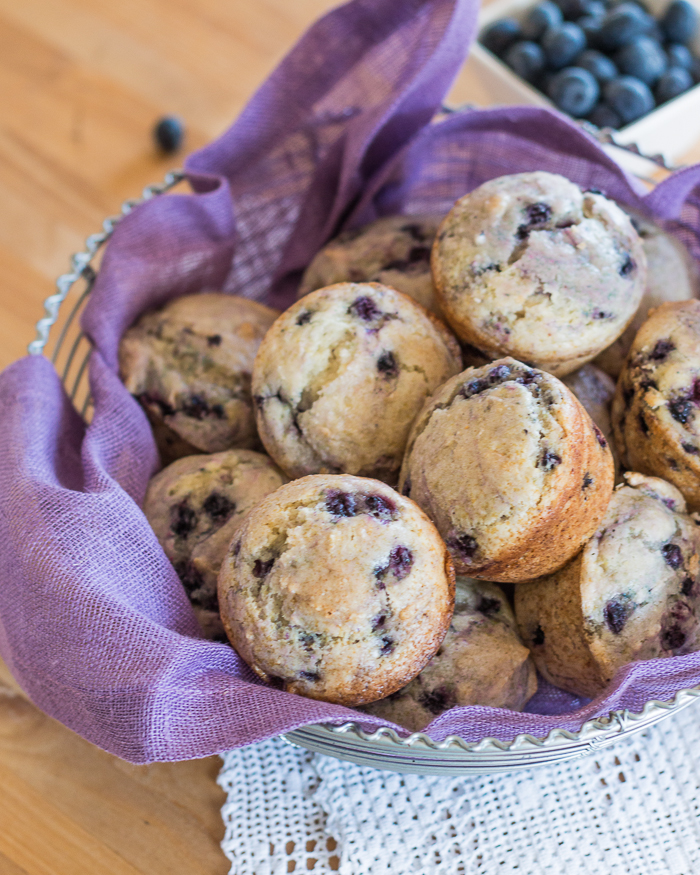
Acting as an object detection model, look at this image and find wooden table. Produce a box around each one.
[2,1,700,872]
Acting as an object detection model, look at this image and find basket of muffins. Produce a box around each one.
[7,0,700,774]
[111,165,700,770]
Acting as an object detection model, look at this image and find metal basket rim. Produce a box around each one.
[30,159,700,760]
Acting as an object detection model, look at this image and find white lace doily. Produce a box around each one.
[219,701,700,874]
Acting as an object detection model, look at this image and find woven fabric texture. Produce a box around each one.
[219,701,700,874]
[1,0,700,762]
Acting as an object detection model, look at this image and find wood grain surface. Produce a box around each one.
[1,0,700,873]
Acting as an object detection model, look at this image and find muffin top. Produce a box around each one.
[581,473,700,673]
[252,282,461,484]
[119,293,279,453]
[432,171,646,375]
[400,358,614,579]
[563,363,619,473]
[298,214,441,313]
[143,448,288,601]
[594,212,700,377]
[217,474,455,706]
[617,300,700,458]
[364,578,537,730]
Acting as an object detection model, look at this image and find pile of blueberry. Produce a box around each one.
[480,0,700,128]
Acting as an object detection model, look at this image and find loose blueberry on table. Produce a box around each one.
[479,0,700,128]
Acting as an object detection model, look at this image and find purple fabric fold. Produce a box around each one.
[1,0,700,762]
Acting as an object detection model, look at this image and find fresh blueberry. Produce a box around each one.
[691,56,700,82]
[666,42,694,69]
[661,0,699,44]
[548,66,601,115]
[481,17,522,55]
[578,13,606,43]
[656,65,694,101]
[649,19,667,41]
[576,48,619,81]
[522,0,563,38]
[558,0,605,18]
[504,40,547,82]
[584,0,607,17]
[154,116,185,153]
[542,23,587,68]
[615,36,668,85]
[599,2,655,49]
[604,75,655,122]
[588,100,623,127]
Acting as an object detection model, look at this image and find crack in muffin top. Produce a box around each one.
[252,282,462,484]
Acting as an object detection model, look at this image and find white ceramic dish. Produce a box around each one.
[465,0,700,165]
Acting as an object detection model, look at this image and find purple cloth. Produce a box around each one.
[1,0,700,763]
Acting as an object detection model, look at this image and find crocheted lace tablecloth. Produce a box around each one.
[219,699,700,874]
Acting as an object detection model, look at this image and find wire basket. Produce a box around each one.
[28,165,700,776]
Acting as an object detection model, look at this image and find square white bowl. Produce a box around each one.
[465,0,700,165]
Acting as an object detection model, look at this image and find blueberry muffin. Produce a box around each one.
[612,300,700,511]
[431,172,647,376]
[298,215,441,313]
[217,474,455,706]
[143,449,287,638]
[399,358,614,581]
[364,578,537,730]
[252,282,462,485]
[563,363,619,475]
[595,214,700,378]
[119,293,279,465]
[515,473,700,698]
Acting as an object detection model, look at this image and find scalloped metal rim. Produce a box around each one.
[32,162,700,770]
[289,685,700,755]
